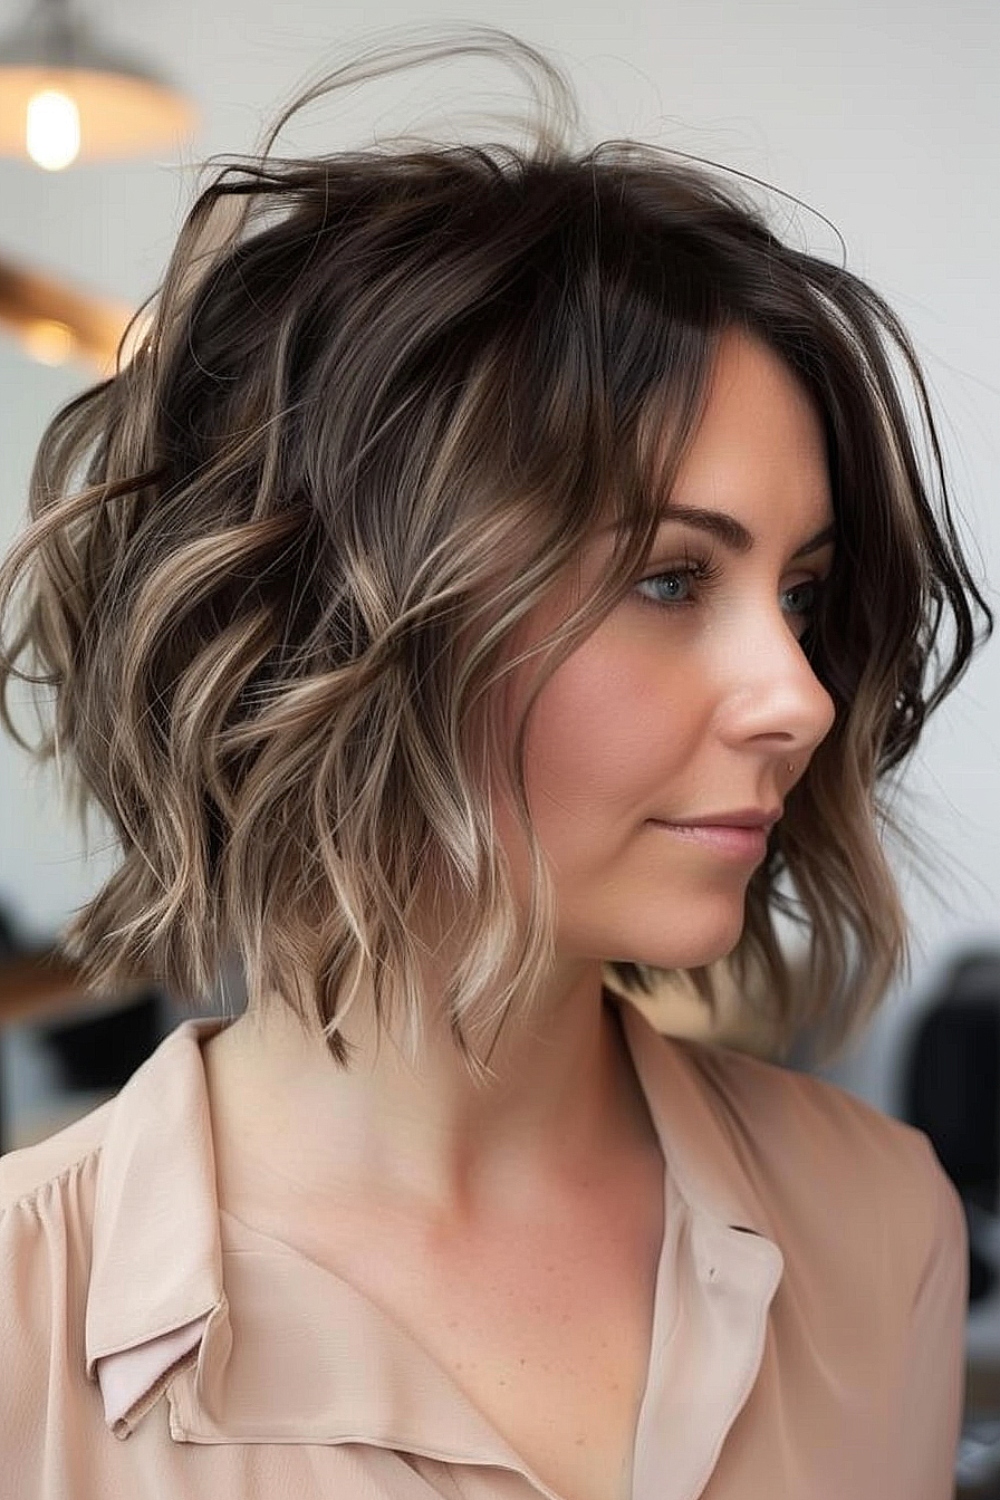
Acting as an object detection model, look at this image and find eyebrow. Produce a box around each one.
[615,507,837,560]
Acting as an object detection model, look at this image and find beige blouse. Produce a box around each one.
[0,995,967,1499]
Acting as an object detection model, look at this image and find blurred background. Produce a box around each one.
[0,0,997,1491]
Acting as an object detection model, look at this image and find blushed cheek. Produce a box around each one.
[523,633,693,822]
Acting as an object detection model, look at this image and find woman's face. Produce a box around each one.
[496,327,838,973]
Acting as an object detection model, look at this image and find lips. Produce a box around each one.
[658,808,782,831]
[648,819,773,863]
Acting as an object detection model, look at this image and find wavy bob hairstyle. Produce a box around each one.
[0,33,992,1078]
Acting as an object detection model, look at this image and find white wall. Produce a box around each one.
[1,0,997,1109]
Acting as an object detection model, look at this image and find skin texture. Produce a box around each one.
[203,326,838,1234]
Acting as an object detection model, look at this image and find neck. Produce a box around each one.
[202,962,653,1231]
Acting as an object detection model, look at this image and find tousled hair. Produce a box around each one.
[0,31,991,1078]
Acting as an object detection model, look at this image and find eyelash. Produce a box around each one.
[634,552,825,623]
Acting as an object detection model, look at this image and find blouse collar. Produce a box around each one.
[85,997,784,1498]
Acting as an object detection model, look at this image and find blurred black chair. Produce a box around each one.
[0,901,27,1153]
[898,946,1000,1496]
[37,987,166,1093]
[905,954,1000,1308]
[902,949,1000,1306]
[0,895,167,1156]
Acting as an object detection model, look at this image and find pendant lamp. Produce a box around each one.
[0,248,134,370]
[0,0,196,170]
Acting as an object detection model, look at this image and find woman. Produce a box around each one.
[0,32,991,1500]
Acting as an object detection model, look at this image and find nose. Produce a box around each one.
[722,615,836,762]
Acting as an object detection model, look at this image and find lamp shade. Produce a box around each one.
[0,248,134,370]
[0,0,196,162]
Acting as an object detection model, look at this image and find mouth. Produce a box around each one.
[648,821,770,863]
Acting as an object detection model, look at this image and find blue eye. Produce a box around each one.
[780,580,822,619]
[634,557,723,609]
[641,567,695,603]
[634,560,825,621]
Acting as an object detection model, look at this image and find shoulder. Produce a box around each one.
[0,1095,113,1214]
[673,1029,936,1174]
[0,1100,113,1334]
[669,1034,959,1273]
[0,1102,116,1492]
[0,1099,112,1341]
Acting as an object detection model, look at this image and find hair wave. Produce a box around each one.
[0,31,992,1077]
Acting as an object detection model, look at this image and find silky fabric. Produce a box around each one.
[0,993,967,1499]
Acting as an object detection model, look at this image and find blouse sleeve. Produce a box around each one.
[0,1189,59,1499]
[0,1149,103,1500]
[894,1131,969,1500]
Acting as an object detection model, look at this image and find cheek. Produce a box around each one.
[521,626,698,821]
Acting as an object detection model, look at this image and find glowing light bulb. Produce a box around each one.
[21,319,76,366]
[26,88,81,171]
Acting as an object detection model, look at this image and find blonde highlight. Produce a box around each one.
[0,32,991,1078]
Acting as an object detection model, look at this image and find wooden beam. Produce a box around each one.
[0,949,144,1026]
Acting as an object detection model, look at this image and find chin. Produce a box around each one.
[621,906,746,973]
